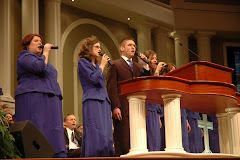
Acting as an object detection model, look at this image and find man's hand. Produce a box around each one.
[137,52,148,66]
[112,107,122,121]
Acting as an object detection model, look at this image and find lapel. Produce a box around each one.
[74,129,80,141]
[64,128,69,141]
[132,61,138,76]
[120,57,132,74]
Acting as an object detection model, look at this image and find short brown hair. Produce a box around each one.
[21,34,43,50]
[63,114,74,122]
[119,38,135,48]
[78,36,99,63]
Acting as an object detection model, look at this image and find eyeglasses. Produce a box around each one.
[94,46,101,49]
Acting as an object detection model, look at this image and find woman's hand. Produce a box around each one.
[42,43,53,65]
[43,43,53,53]
[99,54,110,72]
[155,62,166,75]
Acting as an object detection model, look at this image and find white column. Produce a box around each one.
[171,30,193,68]
[22,0,39,37]
[127,95,148,155]
[153,26,171,62]
[195,31,216,62]
[73,60,79,121]
[162,94,185,152]
[44,0,63,90]
[225,108,240,155]
[216,112,233,154]
[0,0,14,103]
[130,23,156,53]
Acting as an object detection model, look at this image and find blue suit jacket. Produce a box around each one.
[78,58,110,103]
[15,50,62,99]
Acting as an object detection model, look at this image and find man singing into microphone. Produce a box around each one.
[106,38,150,156]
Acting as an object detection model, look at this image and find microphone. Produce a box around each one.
[179,43,203,61]
[134,51,149,64]
[39,45,58,49]
[156,62,167,67]
[99,52,113,66]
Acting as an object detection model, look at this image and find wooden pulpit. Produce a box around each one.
[119,61,240,157]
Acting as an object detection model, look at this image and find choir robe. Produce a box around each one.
[78,58,115,157]
[146,102,161,151]
[207,115,220,153]
[186,110,203,153]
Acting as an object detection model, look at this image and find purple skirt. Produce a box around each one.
[15,92,67,155]
[81,99,115,157]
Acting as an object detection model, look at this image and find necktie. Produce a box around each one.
[127,59,133,71]
[71,132,79,146]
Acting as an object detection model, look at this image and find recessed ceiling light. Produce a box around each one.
[127,17,131,21]
[71,0,75,1]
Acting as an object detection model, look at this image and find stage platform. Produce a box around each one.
[6,152,240,160]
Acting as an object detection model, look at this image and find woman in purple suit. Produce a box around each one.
[15,34,67,157]
[78,37,115,157]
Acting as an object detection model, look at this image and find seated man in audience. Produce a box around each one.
[4,113,14,129]
[2,104,12,114]
[5,113,13,123]
[63,114,82,157]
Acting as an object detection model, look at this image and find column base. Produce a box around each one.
[165,147,186,153]
[121,151,240,159]
[1,94,15,103]
[127,148,148,155]
[121,151,239,158]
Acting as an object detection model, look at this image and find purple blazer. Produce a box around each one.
[15,50,62,98]
[78,58,110,103]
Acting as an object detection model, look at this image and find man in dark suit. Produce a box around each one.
[106,38,150,156]
[63,114,82,157]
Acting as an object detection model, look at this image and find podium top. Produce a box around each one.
[166,61,234,84]
[119,61,239,115]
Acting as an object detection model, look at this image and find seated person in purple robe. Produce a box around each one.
[63,114,82,157]
[78,36,115,157]
[15,34,67,158]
